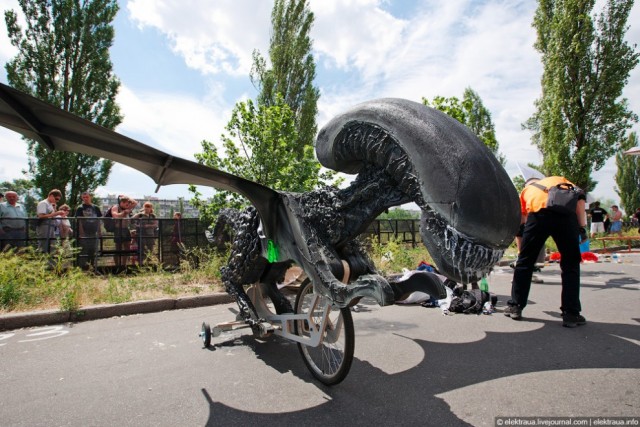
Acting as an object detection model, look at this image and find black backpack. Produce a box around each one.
[530,182,585,215]
[448,288,489,314]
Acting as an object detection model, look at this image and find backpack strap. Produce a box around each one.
[530,181,576,192]
[529,182,549,193]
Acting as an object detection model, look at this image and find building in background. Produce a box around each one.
[99,195,200,218]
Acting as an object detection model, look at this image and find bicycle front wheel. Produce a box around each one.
[294,279,354,385]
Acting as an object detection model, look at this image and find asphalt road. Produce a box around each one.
[1,254,639,426]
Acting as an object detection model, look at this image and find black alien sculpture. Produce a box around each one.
[214,98,521,327]
[0,84,520,333]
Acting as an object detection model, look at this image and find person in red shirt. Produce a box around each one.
[505,176,588,328]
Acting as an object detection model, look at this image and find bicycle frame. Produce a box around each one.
[211,283,331,348]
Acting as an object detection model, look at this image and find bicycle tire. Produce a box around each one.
[294,278,354,385]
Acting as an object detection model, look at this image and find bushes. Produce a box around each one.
[0,246,226,313]
[0,238,450,313]
[367,236,434,276]
[0,247,83,312]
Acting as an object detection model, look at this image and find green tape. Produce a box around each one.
[480,277,489,292]
[267,239,279,263]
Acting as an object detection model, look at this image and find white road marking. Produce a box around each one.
[18,326,69,343]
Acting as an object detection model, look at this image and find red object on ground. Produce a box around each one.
[547,250,599,263]
[581,252,599,262]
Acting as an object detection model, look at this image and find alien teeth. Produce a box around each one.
[421,210,504,282]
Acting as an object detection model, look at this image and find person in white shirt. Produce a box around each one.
[36,189,65,253]
[0,191,28,249]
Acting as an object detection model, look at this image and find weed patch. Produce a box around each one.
[366,236,434,275]
[0,247,227,314]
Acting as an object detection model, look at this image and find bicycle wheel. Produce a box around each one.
[201,322,211,348]
[294,278,354,385]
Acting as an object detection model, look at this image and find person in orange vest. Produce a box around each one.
[505,176,588,328]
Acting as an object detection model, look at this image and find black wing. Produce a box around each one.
[0,82,280,236]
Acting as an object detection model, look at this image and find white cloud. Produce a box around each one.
[0,127,29,181]
[116,84,229,159]
[0,0,34,182]
[1,0,639,204]
[126,0,272,76]
[98,84,230,198]
[310,0,640,202]
[312,0,544,183]
[311,0,407,79]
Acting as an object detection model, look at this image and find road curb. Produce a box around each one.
[0,292,235,331]
[1,248,627,331]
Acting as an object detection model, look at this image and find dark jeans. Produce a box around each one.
[510,209,582,315]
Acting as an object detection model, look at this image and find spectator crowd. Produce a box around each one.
[0,190,185,270]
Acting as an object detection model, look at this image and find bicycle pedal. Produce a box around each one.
[252,322,275,338]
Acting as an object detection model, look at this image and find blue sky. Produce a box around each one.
[1,0,639,209]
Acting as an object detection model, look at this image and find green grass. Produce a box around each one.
[544,229,640,253]
[0,244,226,314]
[2,237,432,314]
[8,230,632,314]
[365,236,434,276]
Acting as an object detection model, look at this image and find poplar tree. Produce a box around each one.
[4,0,122,205]
[251,0,319,158]
[524,0,638,192]
[192,0,332,220]
[422,87,505,165]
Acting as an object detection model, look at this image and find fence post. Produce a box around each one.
[410,219,415,248]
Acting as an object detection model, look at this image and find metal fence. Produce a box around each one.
[0,217,209,271]
[361,219,640,247]
[361,219,422,246]
[4,217,638,270]
[1,218,425,270]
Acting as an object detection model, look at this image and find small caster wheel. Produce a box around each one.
[201,322,211,348]
[212,326,221,337]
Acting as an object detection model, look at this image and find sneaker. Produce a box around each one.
[503,305,522,320]
[562,313,587,328]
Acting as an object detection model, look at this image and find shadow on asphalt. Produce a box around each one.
[526,269,640,291]
[199,315,640,426]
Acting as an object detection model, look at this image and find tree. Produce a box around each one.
[422,87,505,165]
[191,95,325,219]
[377,208,420,220]
[191,0,334,221]
[615,132,640,216]
[512,175,526,194]
[251,0,319,158]
[524,0,638,192]
[5,0,122,206]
